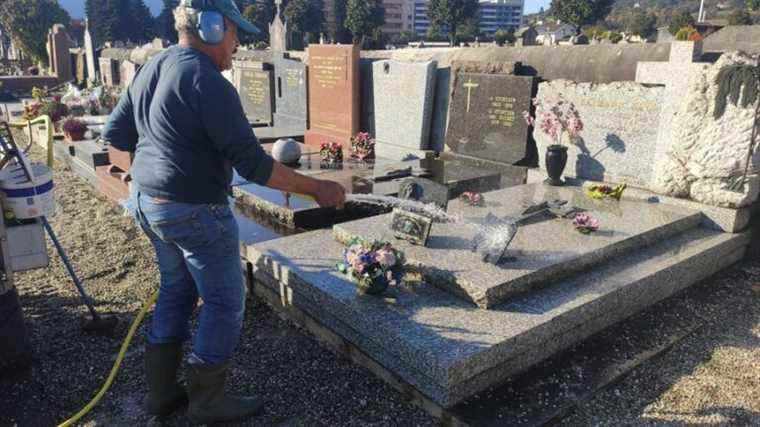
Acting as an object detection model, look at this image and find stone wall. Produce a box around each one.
[703,25,760,55]
[358,44,673,83]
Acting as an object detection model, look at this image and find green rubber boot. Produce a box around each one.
[144,342,188,417]
[186,361,265,424]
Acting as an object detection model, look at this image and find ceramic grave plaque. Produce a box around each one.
[234,61,275,126]
[390,208,432,246]
[304,44,360,149]
[445,73,533,165]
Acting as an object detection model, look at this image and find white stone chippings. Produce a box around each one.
[654,51,760,208]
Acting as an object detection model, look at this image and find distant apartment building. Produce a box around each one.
[381,0,414,36]
[411,0,524,39]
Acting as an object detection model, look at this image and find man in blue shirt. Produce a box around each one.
[103,0,345,423]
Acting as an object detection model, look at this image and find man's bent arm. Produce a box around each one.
[266,162,346,208]
[103,89,138,152]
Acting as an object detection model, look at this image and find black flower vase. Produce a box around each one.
[545,144,568,186]
[357,275,389,296]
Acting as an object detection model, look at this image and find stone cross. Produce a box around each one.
[84,19,97,86]
[463,77,479,113]
[635,41,710,191]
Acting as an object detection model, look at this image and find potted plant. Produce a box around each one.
[713,59,760,192]
[320,141,343,167]
[62,117,88,141]
[350,132,375,161]
[523,96,584,186]
[337,237,406,295]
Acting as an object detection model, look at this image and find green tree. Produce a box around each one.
[333,0,352,43]
[159,0,179,43]
[86,0,107,44]
[623,8,656,38]
[284,0,325,48]
[131,0,157,43]
[345,0,385,45]
[747,0,760,11]
[550,0,613,33]
[241,0,274,44]
[494,28,515,45]
[0,0,71,65]
[427,0,480,46]
[426,24,445,41]
[728,8,753,24]
[667,10,695,35]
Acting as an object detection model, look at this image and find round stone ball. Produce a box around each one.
[271,138,301,165]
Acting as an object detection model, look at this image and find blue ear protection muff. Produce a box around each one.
[193,0,226,45]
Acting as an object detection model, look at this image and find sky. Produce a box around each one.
[59,0,552,20]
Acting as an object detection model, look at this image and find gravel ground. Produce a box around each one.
[1,135,758,426]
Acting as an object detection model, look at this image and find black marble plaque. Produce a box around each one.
[445,73,533,165]
[235,61,274,126]
[390,208,432,246]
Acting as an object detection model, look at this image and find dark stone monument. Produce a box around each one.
[234,61,275,126]
[445,73,533,165]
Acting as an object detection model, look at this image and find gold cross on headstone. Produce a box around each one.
[463,77,479,113]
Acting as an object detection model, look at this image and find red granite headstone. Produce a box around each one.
[304,44,360,150]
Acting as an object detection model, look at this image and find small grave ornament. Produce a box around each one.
[271,138,302,165]
[390,208,433,246]
[397,177,449,211]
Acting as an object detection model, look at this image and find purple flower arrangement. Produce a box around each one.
[572,213,600,234]
[337,237,406,295]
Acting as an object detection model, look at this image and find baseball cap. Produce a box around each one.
[182,0,262,35]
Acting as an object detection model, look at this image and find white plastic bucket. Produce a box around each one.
[0,163,55,219]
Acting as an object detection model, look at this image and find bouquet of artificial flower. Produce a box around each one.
[585,183,627,201]
[62,117,88,141]
[320,141,343,164]
[460,191,485,207]
[572,213,600,234]
[337,237,406,295]
[350,132,375,161]
[523,95,584,147]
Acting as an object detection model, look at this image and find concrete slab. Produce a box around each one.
[247,225,748,408]
[334,184,704,308]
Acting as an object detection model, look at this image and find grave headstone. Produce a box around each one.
[99,57,120,87]
[234,60,275,126]
[120,60,139,88]
[84,20,97,84]
[532,81,665,187]
[445,73,534,165]
[372,60,437,160]
[272,53,308,133]
[48,24,73,83]
[304,44,360,149]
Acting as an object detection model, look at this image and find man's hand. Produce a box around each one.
[314,180,346,208]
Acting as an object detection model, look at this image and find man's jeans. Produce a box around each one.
[131,191,245,365]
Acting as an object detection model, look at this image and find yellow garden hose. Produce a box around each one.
[57,290,159,427]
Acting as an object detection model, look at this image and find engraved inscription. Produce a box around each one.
[311,55,346,89]
[242,70,268,106]
[285,68,301,87]
[487,96,516,128]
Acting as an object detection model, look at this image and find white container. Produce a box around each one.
[0,163,56,219]
[7,219,48,272]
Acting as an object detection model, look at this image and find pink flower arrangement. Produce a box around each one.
[523,96,584,147]
[320,141,343,164]
[572,213,600,234]
[460,191,485,207]
[350,132,375,161]
[337,237,406,295]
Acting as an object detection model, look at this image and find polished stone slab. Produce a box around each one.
[334,184,704,308]
[71,139,109,170]
[247,224,748,407]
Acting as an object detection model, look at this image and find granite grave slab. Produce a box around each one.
[334,184,704,308]
[247,221,748,407]
[304,44,360,149]
[71,139,109,170]
[234,60,275,126]
[445,73,534,165]
[372,60,437,160]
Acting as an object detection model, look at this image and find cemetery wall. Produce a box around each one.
[702,25,760,55]
[358,44,672,83]
[0,76,59,92]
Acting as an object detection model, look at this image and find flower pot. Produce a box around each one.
[64,129,86,142]
[545,145,568,186]
[357,274,389,296]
